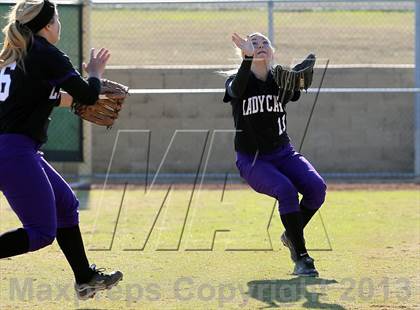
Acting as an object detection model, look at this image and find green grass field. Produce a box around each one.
[0,186,419,309]
[91,9,414,65]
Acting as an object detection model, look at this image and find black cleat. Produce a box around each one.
[75,264,123,300]
[293,255,319,277]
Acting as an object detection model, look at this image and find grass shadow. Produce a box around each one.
[247,277,346,309]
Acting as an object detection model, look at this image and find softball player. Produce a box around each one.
[223,33,327,277]
[0,0,122,299]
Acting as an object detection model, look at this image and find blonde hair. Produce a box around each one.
[0,0,49,70]
[219,32,275,77]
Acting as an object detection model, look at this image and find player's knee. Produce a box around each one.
[65,195,79,216]
[28,228,56,252]
[276,183,299,200]
[315,179,327,205]
[61,191,79,212]
[305,178,327,209]
[275,184,299,213]
[57,195,80,227]
[38,232,55,248]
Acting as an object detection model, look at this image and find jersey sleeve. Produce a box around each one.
[60,76,100,106]
[222,75,235,103]
[42,47,80,87]
[42,47,100,105]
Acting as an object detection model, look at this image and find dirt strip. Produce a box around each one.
[89,182,420,191]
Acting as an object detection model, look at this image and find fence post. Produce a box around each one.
[78,0,93,184]
[415,0,420,178]
[268,0,274,45]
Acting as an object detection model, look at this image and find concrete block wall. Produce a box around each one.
[52,67,415,176]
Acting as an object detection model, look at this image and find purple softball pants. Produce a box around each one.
[236,143,327,215]
[0,134,79,252]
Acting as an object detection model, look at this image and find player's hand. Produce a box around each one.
[232,33,254,57]
[83,48,111,79]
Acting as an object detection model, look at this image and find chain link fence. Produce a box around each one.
[91,0,414,66]
[46,0,416,181]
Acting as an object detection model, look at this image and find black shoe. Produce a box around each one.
[280,232,298,262]
[75,264,123,300]
[293,255,319,277]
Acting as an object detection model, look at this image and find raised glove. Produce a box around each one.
[272,53,316,92]
[72,79,129,128]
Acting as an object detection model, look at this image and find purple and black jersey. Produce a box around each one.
[223,57,300,154]
[0,35,100,144]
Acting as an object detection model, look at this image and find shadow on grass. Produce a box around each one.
[247,277,345,309]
